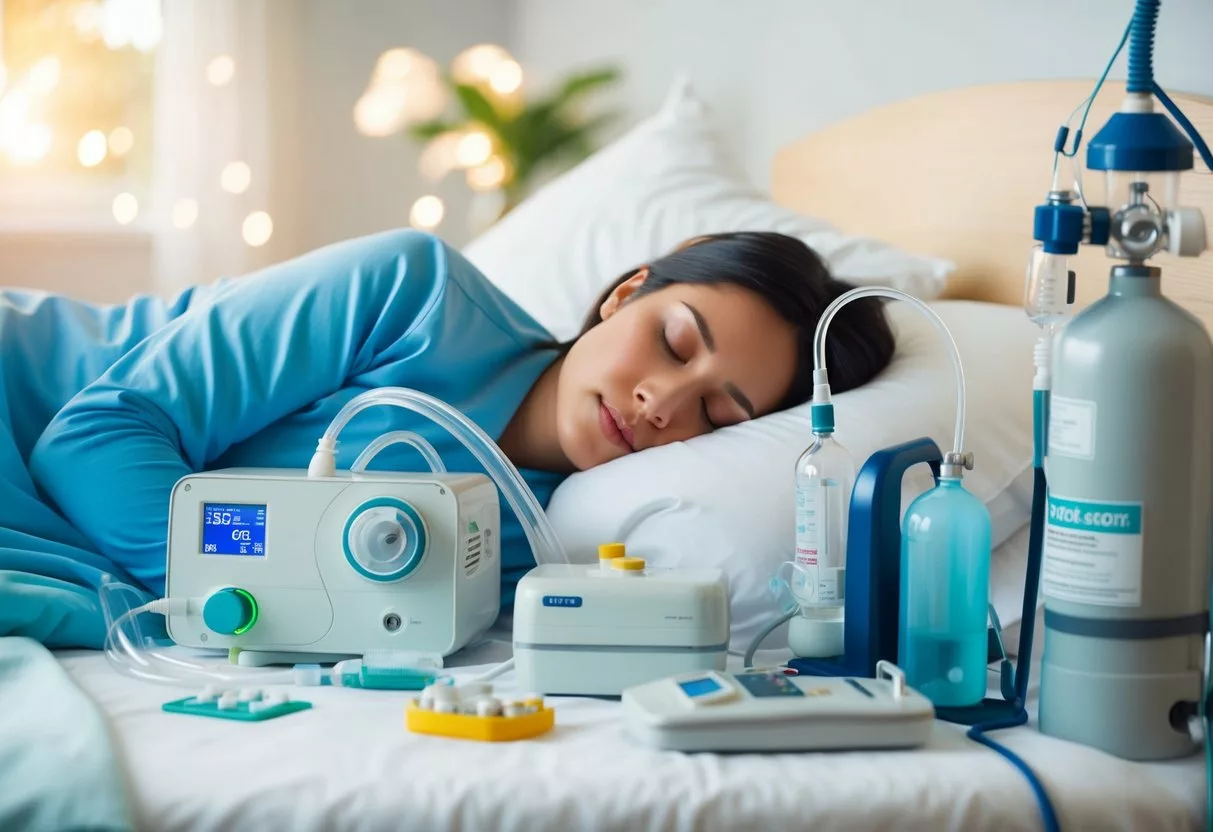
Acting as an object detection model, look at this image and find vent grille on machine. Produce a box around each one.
[464,532,482,578]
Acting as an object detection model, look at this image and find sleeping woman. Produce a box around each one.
[0,229,895,648]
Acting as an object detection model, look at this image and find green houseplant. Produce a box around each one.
[355,44,621,218]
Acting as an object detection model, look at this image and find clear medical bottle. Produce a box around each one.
[791,403,856,658]
[898,457,991,708]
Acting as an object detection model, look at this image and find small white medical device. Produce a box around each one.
[621,661,935,752]
[164,468,501,661]
[513,551,730,696]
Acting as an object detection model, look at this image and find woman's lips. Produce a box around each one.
[599,399,635,451]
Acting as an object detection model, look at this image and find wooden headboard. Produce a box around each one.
[772,80,1213,329]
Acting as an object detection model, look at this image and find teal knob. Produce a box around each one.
[202,587,258,635]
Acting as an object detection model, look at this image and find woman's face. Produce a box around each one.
[555,270,799,471]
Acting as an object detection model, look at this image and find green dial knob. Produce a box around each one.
[202,587,258,635]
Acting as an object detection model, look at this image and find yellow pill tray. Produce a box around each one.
[405,699,555,742]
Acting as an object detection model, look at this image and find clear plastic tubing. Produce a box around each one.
[351,430,447,474]
[309,386,569,565]
[813,287,966,457]
[99,579,296,687]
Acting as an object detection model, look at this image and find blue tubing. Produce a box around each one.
[1014,465,1048,702]
[1127,0,1159,94]
[968,714,1063,832]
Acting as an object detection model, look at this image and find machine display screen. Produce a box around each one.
[202,503,267,556]
[678,677,724,698]
[735,672,805,698]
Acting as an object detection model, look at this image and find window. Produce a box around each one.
[0,0,159,229]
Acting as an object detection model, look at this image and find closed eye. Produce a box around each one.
[702,401,720,430]
[661,330,685,363]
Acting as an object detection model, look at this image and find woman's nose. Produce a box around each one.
[635,378,690,430]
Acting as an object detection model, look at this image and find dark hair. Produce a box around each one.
[569,231,896,412]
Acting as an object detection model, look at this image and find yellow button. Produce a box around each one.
[611,556,646,571]
[598,542,627,560]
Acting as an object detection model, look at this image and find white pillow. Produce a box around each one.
[462,76,955,342]
[543,299,1039,650]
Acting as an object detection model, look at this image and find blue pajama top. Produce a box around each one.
[0,229,566,648]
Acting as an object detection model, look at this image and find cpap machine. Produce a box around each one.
[164,468,501,663]
[101,388,575,683]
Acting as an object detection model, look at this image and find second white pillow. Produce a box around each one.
[462,76,955,342]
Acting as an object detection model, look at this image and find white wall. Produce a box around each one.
[510,0,1213,191]
[267,0,515,261]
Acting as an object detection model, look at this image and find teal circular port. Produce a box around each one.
[202,587,258,635]
[343,497,427,582]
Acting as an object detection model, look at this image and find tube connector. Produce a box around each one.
[144,597,190,617]
[1033,332,1053,392]
[812,367,832,406]
[941,451,975,480]
[307,437,338,478]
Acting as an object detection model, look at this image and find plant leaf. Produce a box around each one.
[453,83,504,132]
[408,119,458,140]
[552,66,621,102]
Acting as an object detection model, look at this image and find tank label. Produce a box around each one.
[1042,495,1143,606]
[1048,396,1096,460]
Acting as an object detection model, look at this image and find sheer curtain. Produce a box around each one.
[149,0,273,295]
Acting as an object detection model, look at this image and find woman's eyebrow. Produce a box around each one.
[682,302,755,418]
[725,382,756,419]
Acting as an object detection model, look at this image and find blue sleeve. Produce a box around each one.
[29,229,452,591]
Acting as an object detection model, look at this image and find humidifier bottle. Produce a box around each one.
[899,453,991,707]
[790,401,856,658]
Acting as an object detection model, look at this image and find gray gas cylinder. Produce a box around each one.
[1039,264,1213,761]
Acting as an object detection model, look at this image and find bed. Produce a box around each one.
[22,79,1213,832]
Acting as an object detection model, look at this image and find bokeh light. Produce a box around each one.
[112,192,138,224]
[409,195,445,230]
[243,211,273,247]
[172,198,198,229]
[108,126,134,156]
[451,44,513,86]
[207,55,235,86]
[455,130,493,168]
[467,155,508,191]
[77,129,108,167]
[488,60,523,95]
[221,161,251,194]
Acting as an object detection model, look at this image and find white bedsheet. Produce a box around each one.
[55,529,1208,832]
[56,652,1206,832]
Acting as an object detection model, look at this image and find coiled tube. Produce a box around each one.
[813,287,966,459]
[1127,0,1159,94]
[309,387,568,565]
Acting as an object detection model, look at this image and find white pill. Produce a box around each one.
[426,683,456,701]
[503,702,525,718]
[195,685,219,704]
[217,693,238,710]
[238,688,261,702]
[476,697,504,717]
[434,699,457,714]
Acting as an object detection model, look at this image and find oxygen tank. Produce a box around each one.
[1039,263,1213,760]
